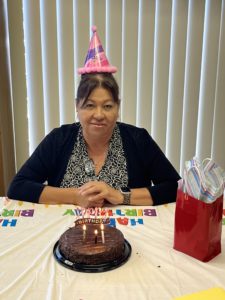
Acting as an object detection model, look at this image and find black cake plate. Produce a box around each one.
[53,239,132,273]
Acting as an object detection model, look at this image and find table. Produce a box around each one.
[0,197,225,300]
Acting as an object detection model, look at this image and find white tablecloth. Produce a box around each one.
[0,197,225,300]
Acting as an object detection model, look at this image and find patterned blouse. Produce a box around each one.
[60,124,128,189]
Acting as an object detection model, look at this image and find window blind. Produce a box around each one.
[6,0,225,176]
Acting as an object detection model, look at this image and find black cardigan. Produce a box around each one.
[7,122,180,205]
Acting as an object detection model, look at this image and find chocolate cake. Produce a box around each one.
[58,224,125,265]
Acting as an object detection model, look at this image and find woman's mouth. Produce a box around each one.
[91,123,105,127]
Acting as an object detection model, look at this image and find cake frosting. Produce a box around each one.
[58,224,125,265]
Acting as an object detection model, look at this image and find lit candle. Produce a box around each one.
[82,224,86,241]
[100,223,105,244]
[94,229,98,244]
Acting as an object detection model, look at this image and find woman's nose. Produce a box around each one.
[93,107,104,118]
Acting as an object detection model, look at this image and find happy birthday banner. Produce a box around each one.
[0,207,157,228]
[63,207,157,227]
[1,206,225,228]
[63,207,157,217]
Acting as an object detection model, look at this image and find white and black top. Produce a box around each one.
[60,124,128,189]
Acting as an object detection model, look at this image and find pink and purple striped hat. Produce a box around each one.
[78,25,117,75]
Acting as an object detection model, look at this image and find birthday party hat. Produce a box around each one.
[78,25,117,74]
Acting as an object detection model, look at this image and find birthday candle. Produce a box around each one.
[83,224,86,241]
[100,223,105,244]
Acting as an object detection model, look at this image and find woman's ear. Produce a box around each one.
[117,110,121,121]
[75,110,79,122]
[75,99,78,110]
[117,101,120,119]
[75,101,79,121]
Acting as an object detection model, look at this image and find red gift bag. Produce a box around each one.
[173,189,223,262]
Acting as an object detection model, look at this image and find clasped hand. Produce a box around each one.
[77,181,122,208]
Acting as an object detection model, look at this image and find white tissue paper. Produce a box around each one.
[179,157,225,203]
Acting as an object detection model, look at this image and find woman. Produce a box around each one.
[7,72,180,207]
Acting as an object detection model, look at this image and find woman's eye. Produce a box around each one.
[84,103,94,109]
[104,104,113,110]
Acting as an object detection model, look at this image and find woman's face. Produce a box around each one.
[76,87,119,140]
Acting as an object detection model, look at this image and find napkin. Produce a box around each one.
[172,287,225,300]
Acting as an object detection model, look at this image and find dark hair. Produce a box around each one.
[76,73,120,106]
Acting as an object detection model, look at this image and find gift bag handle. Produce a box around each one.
[202,157,224,188]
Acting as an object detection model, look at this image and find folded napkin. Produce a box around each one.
[172,287,225,300]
